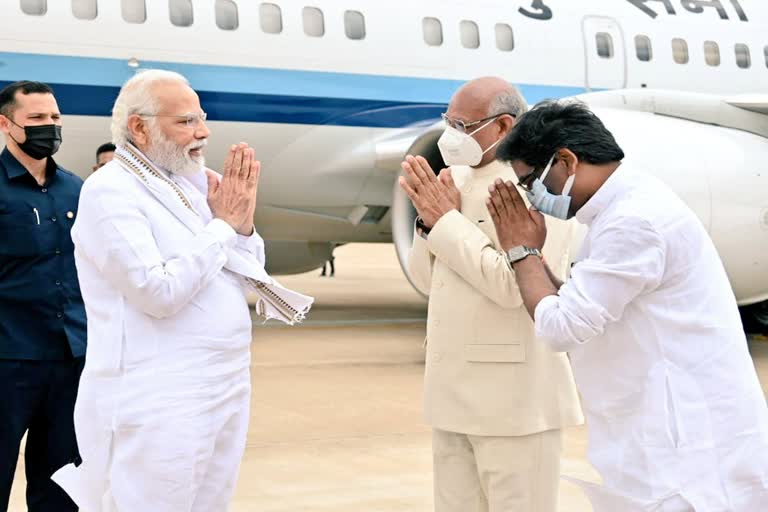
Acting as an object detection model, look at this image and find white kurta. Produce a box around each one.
[53,158,265,512]
[534,166,768,511]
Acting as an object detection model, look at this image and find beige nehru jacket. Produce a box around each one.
[408,160,583,437]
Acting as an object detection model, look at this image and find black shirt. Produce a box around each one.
[0,148,86,359]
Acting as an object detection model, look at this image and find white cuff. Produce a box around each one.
[236,227,263,253]
[206,218,237,250]
[534,294,560,332]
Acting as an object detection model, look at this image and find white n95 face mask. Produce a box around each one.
[437,118,502,167]
[526,154,575,220]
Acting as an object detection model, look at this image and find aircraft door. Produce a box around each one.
[582,17,627,91]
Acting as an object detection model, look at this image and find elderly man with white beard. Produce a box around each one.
[51,70,313,512]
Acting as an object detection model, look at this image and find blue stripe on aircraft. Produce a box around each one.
[0,81,449,128]
[0,52,587,128]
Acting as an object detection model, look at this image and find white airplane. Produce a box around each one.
[2,0,768,326]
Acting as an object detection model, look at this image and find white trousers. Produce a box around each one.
[432,428,562,512]
[54,350,252,512]
[105,384,251,512]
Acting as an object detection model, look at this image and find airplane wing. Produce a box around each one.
[578,89,768,140]
[727,95,768,115]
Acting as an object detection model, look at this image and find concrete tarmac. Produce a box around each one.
[8,243,768,511]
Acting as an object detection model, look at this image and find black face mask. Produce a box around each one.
[8,120,62,160]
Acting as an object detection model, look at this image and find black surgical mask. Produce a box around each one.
[9,120,62,160]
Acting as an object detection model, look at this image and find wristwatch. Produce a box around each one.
[506,245,542,265]
[415,216,432,236]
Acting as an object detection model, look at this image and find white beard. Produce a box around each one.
[145,129,206,177]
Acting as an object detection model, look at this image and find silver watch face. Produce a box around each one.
[507,246,527,262]
[507,246,539,263]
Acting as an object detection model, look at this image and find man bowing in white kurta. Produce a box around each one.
[52,70,312,511]
[487,100,768,511]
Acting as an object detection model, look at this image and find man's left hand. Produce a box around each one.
[398,155,461,228]
[486,179,547,251]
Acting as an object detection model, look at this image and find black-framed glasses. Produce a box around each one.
[517,154,557,191]
[516,167,542,192]
[441,112,515,134]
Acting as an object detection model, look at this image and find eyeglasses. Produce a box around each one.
[139,112,208,128]
[517,155,557,191]
[441,112,515,134]
[516,168,541,192]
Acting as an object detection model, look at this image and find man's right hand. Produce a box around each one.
[207,143,261,235]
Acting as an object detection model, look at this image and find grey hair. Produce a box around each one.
[487,85,528,119]
[110,69,190,146]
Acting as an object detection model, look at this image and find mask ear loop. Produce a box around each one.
[540,153,575,197]
[539,154,556,182]
[474,117,506,156]
[5,118,25,147]
[558,153,576,196]
[6,118,24,130]
[562,173,576,197]
[482,136,503,156]
[468,117,499,137]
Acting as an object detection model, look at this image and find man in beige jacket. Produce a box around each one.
[398,77,583,512]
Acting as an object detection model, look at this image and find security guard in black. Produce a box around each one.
[0,81,85,511]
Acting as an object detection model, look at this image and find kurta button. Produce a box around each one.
[51,217,57,222]
[41,188,47,193]
[66,211,74,219]
[55,249,61,255]
[55,280,61,286]
[56,312,63,319]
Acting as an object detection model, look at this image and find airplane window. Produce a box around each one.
[704,41,720,66]
[260,3,282,34]
[169,0,193,27]
[20,0,46,15]
[423,17,443,46]
[635,35,652,62]
[495,23,514,52]
[596,33,614,59]
[460,20,480,49]
[72,0,97,19]
[122,0,145,23]
[303,6,324,37]
[735,44,751,69]
[215,0,238,30]
[672,38,689,64]
[344,10,365,40]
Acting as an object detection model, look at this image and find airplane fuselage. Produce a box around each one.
[1,0,767,308]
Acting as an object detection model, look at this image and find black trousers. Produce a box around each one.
[0,358,84,512]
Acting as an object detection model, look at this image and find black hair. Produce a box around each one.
[496,100,625,170]
[0,81,55,118]
[96,142,117,159]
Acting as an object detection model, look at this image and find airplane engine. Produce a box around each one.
[264,240,334,275]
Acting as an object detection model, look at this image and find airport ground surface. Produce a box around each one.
[9,243,768,511]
